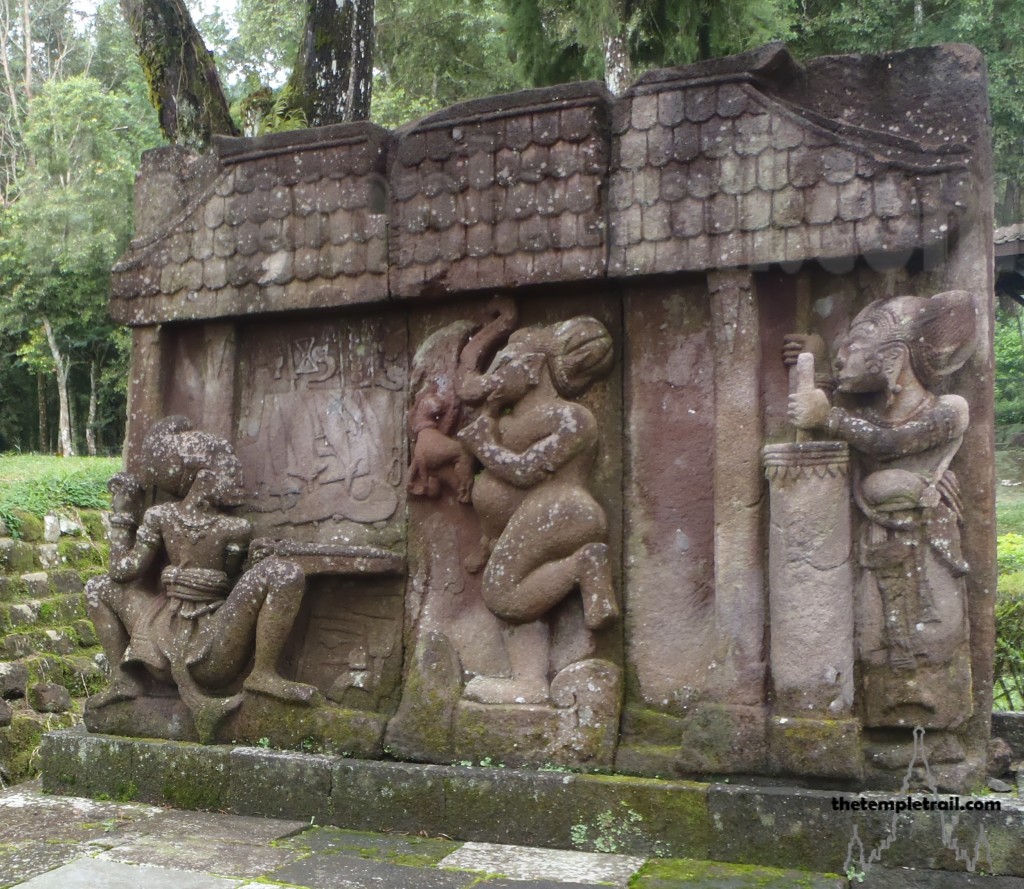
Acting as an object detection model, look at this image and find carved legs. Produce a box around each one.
[464,621,550,704]
[198,556,319,705]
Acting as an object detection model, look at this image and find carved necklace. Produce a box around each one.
[867,391,936,428]
[173,506,219,543]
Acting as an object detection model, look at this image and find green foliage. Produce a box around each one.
[995,309,1024,426]
[374,0,520,121]
[0,455,119,536]
[503,0,793,88]
[995,572,1024,709]
[998,533,1024,574]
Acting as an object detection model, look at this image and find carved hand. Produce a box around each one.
[782,333,826,369]
[108,472,144,525]
[788,387,831,430]
[457,414,497,453]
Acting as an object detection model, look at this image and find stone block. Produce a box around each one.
[675,703,768,774]
[226,747,333,822]
[0,660,28,698]
[768,716,863,780]
[40,729,136,799]
[133,741,232,810]
[28,682,73,713]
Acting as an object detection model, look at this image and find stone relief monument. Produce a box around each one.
[83,42,994,788]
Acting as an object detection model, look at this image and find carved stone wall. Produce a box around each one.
[99,43,995,789]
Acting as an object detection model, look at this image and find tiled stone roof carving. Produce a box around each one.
[608,63,971,276]
[388,81,612,298]
[112,123,389,324]
[110,44,983,326]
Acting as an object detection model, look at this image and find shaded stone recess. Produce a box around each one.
[79,41,996,788]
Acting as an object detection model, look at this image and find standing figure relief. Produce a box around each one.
[786,291,977,684]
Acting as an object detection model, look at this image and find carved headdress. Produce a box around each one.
[849,290,977,389]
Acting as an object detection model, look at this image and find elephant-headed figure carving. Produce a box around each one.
[456,315,617,705]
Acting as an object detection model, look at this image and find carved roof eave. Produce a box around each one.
[108,45,981,327]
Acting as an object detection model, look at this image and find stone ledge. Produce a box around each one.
[40,730,1024,878]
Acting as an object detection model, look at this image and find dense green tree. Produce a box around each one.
[0,75,159,454]
[503,0,792,93]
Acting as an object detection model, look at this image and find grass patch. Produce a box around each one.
[0,455,119,537]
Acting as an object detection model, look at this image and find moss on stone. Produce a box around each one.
[12,511,44,543]
[56,539,107,569]
[632,857,842,887]
[79,511,106,540]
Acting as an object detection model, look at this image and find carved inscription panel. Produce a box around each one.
[236,316,406,540]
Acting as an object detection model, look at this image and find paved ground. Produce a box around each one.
[0,781,846,888]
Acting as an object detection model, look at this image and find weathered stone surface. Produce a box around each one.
[0,660,28,698]
[28,683,72,714]
[0,697,10,726]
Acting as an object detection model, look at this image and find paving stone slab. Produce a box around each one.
[438,842,645,886]
[474,881,617,888]
[0,785,161,844]
[856,865,1024,888]
[103,808,309,845]
[280,826,460,864]
[630,858,846,888]
[269,853,479,888]
[10,857,245,889]
[98,835,302,878]
[0,842,90,889]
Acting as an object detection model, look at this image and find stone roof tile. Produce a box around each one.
[717,84,748,118]
[770,116,804,152]
[821,147,857,184]
[631,95,659,131]
[738,191,771,231]
[203,257,227,290]
[506,115,532,151]
[686,86,717,123]
[789,147,823,188]
[192,226,214,261]
[646,126,673,168]
[657,90,686,128]
[672,126,700,162]
[805,184,839,225]
[700,121,733,159]
[771,187,804,228]
[837,179,872,221]
[534,111,561,146]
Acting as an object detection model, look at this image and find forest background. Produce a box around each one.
[1,0,1024,706]
[0,0,1021,457]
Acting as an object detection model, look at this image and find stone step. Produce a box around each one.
[0,593,86,633]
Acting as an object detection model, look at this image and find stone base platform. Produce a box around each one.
[41,729,1024,879]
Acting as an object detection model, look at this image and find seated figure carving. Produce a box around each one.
[787,291,976,692]
[86,416,317,741]
[456,316,617,705]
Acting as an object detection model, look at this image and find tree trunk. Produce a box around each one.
[36,372,47,453]
[41,317,74,457]
[697,4,713,60]
[119,0,238,149]
[603,32,632,96]
[21,0,30,100]
[86,357,99,457]
[287,0,375,126]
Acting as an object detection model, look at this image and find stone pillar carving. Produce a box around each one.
[764,441,854,717]
[708,270,765,703]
